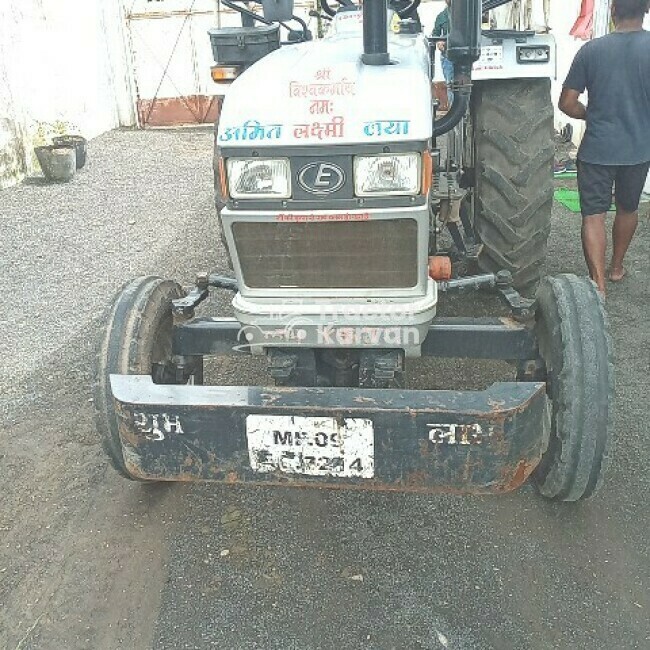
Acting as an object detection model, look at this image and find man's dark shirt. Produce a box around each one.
[564,30,650,165]
[433,7,450,37]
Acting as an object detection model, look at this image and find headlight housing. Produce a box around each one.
[226,158,291,199]
[517,45,550,64]
[354,153,421,197]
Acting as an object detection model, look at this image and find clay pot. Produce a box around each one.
[34,145,76,183]
[52,135,87,169]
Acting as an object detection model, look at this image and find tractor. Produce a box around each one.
[95,0,613,501]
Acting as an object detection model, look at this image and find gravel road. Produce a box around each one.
[1,128,648,650]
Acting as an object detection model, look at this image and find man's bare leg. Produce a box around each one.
[609,207,638,282]
[582,214,607,295]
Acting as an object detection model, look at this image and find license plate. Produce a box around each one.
[246,415,375,479]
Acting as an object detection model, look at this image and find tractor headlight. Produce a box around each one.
[226,158,291,199]
[354,153,421,197]
[517,45,550,64]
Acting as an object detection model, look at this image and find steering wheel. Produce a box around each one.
[320,0,420,20]
[390,0,421,19]
[320,0,355,18]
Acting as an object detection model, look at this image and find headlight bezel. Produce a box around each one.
[353,153,422,198]
[226,157,292,200]
[224,152,424,201]
[516,45,551,64]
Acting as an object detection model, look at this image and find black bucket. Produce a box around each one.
[52,135,87,169]
[34,145,76,183]
[208,25,280,66]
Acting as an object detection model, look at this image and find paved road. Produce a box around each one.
[1,129,648,650]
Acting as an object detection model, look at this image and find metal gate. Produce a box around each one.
[125,0,223,126]
[124,0,319,126]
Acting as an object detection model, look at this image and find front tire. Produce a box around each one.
[472,78,554,296]
[213,117,234,270]
[94,276,188,480]
[533,275,614,501]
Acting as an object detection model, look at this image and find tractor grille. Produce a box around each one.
[231,219,418,290]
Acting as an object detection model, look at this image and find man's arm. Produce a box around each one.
[559,87,587,121]
[560,45,589,120]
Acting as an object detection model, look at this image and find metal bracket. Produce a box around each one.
[173,316,539,361]
[172,272,239,323]
[494,271,536,321]
[437,270,536,321]
[268,349,317,387]
[172,286,209,321]
[516,358,546,383]
[268,350,296,380]
[359,350,404,389]
[170,354,204,384]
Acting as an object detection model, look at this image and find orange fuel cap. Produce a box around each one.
[428,256,452,282]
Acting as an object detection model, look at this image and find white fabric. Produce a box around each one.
[593,0,612,38]
[491,0,550,32]
[433,47,445,83]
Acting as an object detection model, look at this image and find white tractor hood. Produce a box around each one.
[217,12,433,149]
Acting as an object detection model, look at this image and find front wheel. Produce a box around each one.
[213,117,234,270]
[94,276,200,480]
[533,275,614,501]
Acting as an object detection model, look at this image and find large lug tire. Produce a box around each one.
[94,276,188,481]
[472,78,554,296]
[533,274,614,501]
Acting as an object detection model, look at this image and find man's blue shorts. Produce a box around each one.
[577,160,650,217]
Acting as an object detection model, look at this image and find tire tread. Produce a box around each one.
[94,276,183,480]
[534,274,614,501]
[473,79,554,296]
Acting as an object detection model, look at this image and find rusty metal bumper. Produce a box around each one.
[111,376,549,494]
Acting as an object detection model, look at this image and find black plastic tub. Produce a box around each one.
[34,145,76,183]
[53,135,87,169]
[208,25,280,67]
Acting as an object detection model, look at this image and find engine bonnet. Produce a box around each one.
[217,13,432,149]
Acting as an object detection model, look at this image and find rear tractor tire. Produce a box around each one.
[533,275,614,501]
[94,276,201,480]
[472,78,554,296]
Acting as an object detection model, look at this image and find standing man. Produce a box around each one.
[559,0,650,296]
[433,0,453,106]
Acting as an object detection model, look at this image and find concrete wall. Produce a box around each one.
[0,0,136,188]
[547,0,587,143]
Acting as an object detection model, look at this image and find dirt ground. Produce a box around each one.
[0,129,648,650]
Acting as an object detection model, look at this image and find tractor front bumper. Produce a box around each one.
[111,376,549,494]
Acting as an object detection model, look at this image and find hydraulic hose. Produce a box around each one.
[432,0,481,138]
[432,92,469,138]
[432,86,470,138]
